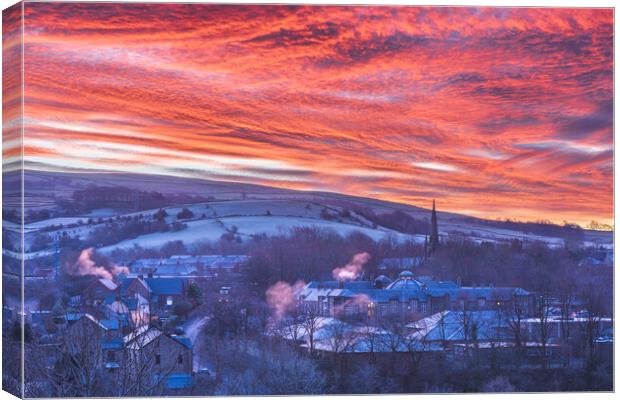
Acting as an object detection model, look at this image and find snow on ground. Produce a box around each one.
[3,248,55,260]
[98,215,422,253]
[83,208,121,217]
[25,217,87,230]
[208,199,323,219]
[219,215,416,242]
[440,222,566,246]
[14,195,612,255]
[98,219,226,253]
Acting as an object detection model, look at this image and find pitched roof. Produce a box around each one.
[98,278,118,291]
[144,277,184,295]
[410,310,511,342]
[120,276,152,294]
[301,278,529,304]
[170,335,193,349]
[125,327,163,349]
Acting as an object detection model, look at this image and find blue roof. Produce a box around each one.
[306,281,374,290]
[166,373,193,389]
[171,335,193,349]
[303,278,529,304]
[100,319,120,330]
[66,313,86,321]
[102,338,124,350]
[145,278,184,296]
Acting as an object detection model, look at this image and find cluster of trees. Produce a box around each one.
[352,206,431,235]
[40,214,188,253]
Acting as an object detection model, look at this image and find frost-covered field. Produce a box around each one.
[98,219,225,252]
[99,215,422,253]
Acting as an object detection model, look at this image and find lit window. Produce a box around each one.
[166,296,173,306]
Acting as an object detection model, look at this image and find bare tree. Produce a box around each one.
[534,291,553,368]
[501,294,527,365]
[376,313,408,353]
[403,315,432,378]
[300,302,322,355]
[358,324,382,362]
[120,328,185,397]
[322,320,359,354]
[456,297,479,363]
[39,316,107,397]
[578,277,606,370]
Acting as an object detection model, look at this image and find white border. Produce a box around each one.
[0,1,616,400]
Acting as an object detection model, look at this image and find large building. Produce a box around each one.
[297,270,534,320]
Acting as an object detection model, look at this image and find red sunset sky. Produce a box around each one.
[4,3,614,226]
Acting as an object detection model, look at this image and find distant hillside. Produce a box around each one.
[4,169,613,253]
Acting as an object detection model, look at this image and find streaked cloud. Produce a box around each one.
[412,162,460,173]
[14,4,613,226]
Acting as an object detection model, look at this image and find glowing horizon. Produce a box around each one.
[5,4,614,227]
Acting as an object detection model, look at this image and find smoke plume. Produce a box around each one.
[265,280,306,321]
[333,294,370,316]
[68,247,129,280]
[332,252,371,282]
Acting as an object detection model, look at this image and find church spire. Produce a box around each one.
[430,199,439,254]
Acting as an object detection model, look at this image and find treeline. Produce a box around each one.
[351,206,430,235]
[47,214,187,252]
[55,185,213,217]
[471,217,586,241]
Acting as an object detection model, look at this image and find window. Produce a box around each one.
[155,354,160,365]
[178,354,183,364]
[166,296,173,306]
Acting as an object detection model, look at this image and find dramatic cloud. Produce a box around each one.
[13,4,613,226]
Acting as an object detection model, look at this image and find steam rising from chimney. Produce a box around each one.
[68,247,129,280]
[333,293,370,316]
[265,280,305,321]
[332,252,371,282]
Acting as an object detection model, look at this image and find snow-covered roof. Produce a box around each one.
[408,310,512,342]
[124,324,150,343]
[98,278,118,291]
[125,327,163,349]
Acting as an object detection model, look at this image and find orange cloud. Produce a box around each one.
[13,4,613,226]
